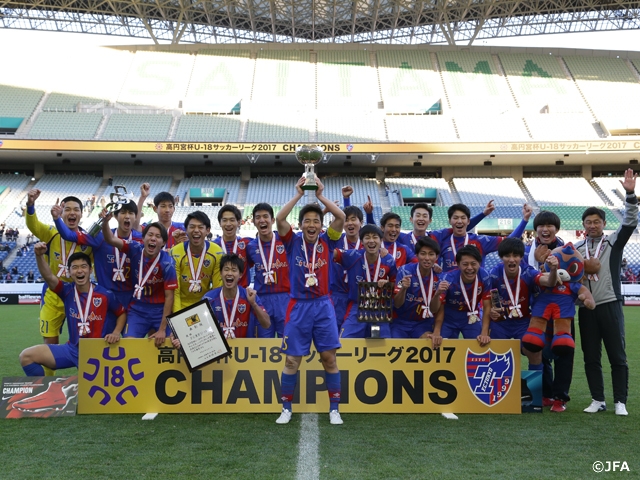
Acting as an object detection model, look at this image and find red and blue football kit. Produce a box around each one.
[213,236,252,287]
[54,217,142,308]
[121,241,178,338]
[247,233,290,337]
[489,263,539,340]
[439,268,492,339]
[279,227,342,356]
[431,219,527,273]
[49,282,125,368]
[383,240,418,269]
[204,286,266,338]
[531,278,582,320]
[392,262,440,338]
[330,235,364,328]
[335,249,397,338]
[142,220,184,251]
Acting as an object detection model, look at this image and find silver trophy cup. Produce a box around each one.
[295,145,324,191]
[87,186,135,237]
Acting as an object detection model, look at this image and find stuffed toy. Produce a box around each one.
[522,243,596,356]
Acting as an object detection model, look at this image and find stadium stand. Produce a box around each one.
[0,173,33,204]
[245,176,301,206]
[376,50,443,113]
[316,50,380,110]
[252,50,314,108]
[525,112,600,140]
[563,56,640,125]
[31,174,103,206]
[27,112,103,140]
[0,85,45,127]
[522,177,605,206]
[436,51,514,114]
[43,93,107,111]
[178,175,241,206]
[317,113,387,142]
[117,51,193,109]
[385,177,455,207]
[321,176,381,206]
[104,176,174,200]
[453,177,527,206]
[174,115,242,142]
[498,53,586,114]
[245,112,311,142]
[102,114,173,141]
[184,50,254,113]
[385,115,458,142]
[592,176,627,207]
[454,113,530,141]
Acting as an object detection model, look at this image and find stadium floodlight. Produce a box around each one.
[247,154,259,164]
[370,154,379,164]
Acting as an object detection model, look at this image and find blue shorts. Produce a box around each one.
[125,303,169,338]
[256,292,289,338]
[48,343,78,370]
[490,319,529,340]
[441,319,482,339]
[340,301,391,338]
[390,319,434,339]
[113,290,133,312]
[281,296,341,356]
[331,292,350,329]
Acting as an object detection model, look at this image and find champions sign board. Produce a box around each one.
[78,339,520,414]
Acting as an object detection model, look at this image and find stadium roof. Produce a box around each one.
[1,0,640,44]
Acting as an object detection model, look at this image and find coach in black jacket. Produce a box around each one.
[576,168,637,416]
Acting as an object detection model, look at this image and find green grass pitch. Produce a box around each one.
[0,305,638,479]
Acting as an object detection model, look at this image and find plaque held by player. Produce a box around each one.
[87,186,135,237]
[357,281,394,338]
[167,299,231,372]
[490,288,505,321]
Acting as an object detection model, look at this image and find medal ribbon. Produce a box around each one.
[343,236,361,283]
[364,254,382,283]
[585,236,605,281]
[502,266,522,318]
[460,274,479,319]
[186,242,205,293]
[411,232,418,246]
[74,284,94,337]
[221,237,238,254]
[112,232,132,282]
[220,289,240,339]
[450,233,468,267]
[303,238,319,287]
[417,268,434,319]
[134,253,161,300]
[57,237,77,277]
[258,236,276,285]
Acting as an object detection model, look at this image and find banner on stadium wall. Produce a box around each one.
[1,139,640,154]
[476,218,534,231]
[0,293,42,305]
[78,339,521,414]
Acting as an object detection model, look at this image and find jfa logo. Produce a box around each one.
[465,348,514,406]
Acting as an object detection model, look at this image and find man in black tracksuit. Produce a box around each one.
[576,168,637,416]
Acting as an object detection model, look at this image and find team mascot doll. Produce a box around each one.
[522,243,596,356]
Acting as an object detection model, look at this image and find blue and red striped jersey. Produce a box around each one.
[121,242,178,306]
[247,233,290,295]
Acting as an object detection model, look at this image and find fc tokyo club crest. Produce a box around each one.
[276,244,285,255]
[237,303,247,314]
[465,348,514,406]
[92,297,102,308]
[203,259,211,268]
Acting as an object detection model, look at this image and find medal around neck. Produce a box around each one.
[87,186,135,237]
[295,145,323,191]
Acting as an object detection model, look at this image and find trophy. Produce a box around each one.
[87,185,135,237]
[295,145,324,191]
[357,281,394,338]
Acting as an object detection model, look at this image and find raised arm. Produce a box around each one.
[468,200,495,231]
[34,242,60,292]
[132,183,150,232]
[101,212,125,250]
[276,177,305,237]
[538,255,559,288]
[247,288,271,329]
[507,203,532,239]
[315,177,345,233]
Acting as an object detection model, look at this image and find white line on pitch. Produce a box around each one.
[296,413,320,480]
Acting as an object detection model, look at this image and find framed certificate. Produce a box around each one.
[167,299,231,372]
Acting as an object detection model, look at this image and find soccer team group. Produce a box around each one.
[16,170,636,423]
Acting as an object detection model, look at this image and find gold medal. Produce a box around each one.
[509,307,520,319]
[468,313,479,324]
[306,275,317,287]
